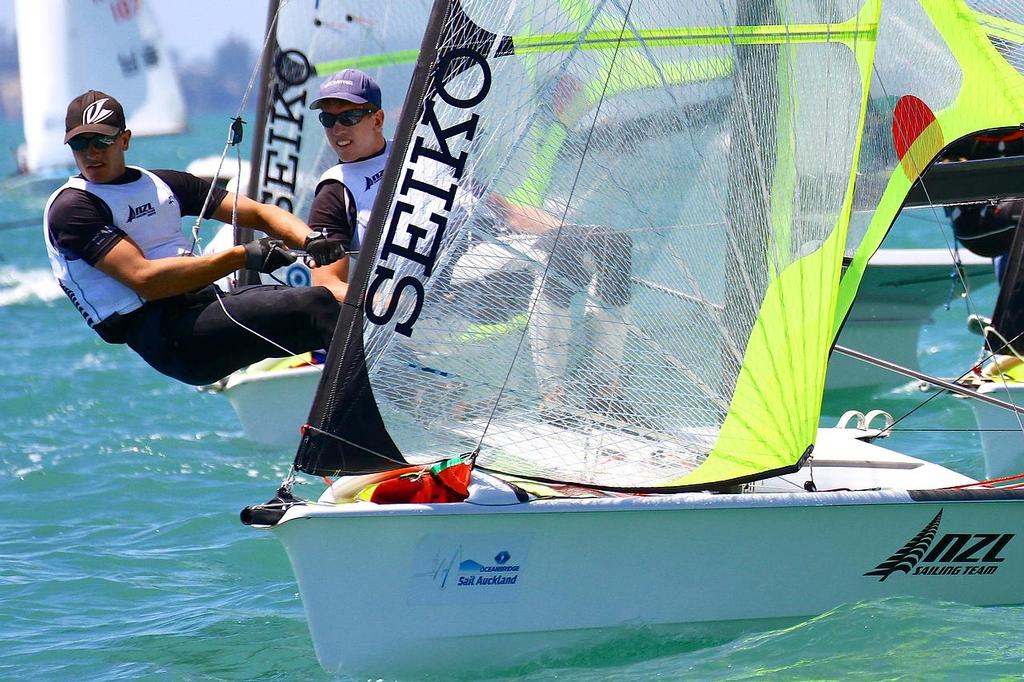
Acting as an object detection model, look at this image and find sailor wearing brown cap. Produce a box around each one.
[43,90,346,386]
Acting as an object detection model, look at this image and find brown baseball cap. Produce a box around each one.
[64,90,126,143]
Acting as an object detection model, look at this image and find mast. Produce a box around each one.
[235,0,281,287]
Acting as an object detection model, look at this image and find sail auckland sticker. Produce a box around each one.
[409,534,529,605]
[864,509,1014,581]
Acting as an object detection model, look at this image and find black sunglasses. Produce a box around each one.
[318,108,377,128]
[68,132,122,151]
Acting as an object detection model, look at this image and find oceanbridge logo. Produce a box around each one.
[865,509,1014,581]
[457,550,520,587]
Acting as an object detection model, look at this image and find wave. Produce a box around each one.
[0,265,62,306]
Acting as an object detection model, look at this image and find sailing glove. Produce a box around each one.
[303,230,345,267]
[244,237,297,273]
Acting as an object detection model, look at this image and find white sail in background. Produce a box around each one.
[15,0,187,175]
[126,1,187,137]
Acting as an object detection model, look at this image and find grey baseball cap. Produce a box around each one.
[309,69,382,110]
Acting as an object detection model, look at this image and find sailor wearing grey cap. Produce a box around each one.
[43,89,345,386]
[307,69,391,302]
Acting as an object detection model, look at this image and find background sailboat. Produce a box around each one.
[11,0,186,194]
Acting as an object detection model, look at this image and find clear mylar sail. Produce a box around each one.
[292,0,1024,492]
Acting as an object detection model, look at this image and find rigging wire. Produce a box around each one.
[864,63,1024,436]
[878,328,1024,436]
[892,428,1024,432]
[189,4,282,255]
[188,117,246,257]
[181,1,323,369]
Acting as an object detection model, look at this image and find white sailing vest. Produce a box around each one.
[315,141,391,252]
[43,166,190,328]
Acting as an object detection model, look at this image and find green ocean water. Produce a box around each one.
[1,114,1023,681]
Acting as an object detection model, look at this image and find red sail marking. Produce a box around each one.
[892,95,944,181]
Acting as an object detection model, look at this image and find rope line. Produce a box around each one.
[179,2,322,371]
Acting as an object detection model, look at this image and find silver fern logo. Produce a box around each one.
[82,98,114,125]
[865,510,944,581]
[865,509,1014,581]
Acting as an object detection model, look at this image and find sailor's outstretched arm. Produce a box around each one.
[95,238,245,301]
[312,256,350,302]
[213,192,314,249]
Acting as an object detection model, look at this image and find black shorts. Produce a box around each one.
[536,224,632,308]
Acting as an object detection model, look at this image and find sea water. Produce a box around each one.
[1,115,1022,681]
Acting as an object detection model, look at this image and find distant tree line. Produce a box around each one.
[172,36,259,116]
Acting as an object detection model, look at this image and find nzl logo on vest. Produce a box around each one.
[126,202,157,223]
[864,509,1014,581]
[364,169,384,192]
[364,40,498,337]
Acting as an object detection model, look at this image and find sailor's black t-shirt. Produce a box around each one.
[307,180,358,251]
[47,168,227,265]
[307,143,389,253]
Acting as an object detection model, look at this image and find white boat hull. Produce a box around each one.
[958,381,1024,479]
[213,364,321,448]
[264,432,1024,676]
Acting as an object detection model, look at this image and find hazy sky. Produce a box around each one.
[0,0,266,61]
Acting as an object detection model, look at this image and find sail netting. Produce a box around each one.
[253,0,431,220]
[296,0,880,490]
[835,0,1024,335]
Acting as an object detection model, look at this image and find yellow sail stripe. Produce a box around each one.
[316,50,419,74]
[971,10,1024,44]
[314,22,877,75]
